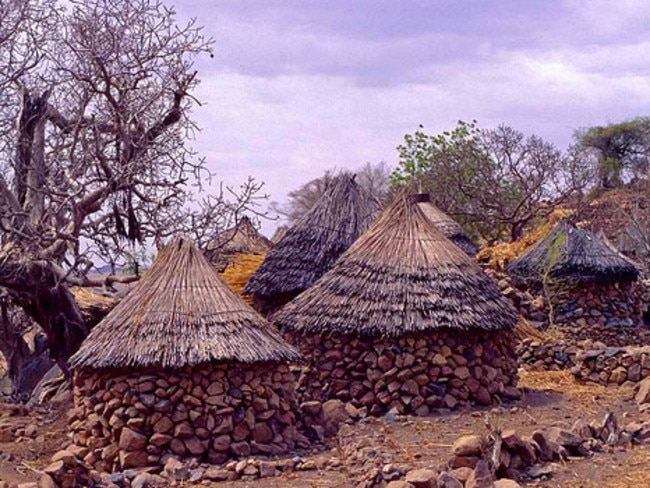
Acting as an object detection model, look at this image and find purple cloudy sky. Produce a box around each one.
[174,1,650,235]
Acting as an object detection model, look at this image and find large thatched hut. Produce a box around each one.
[69,237,301,472]
[273,195,520,416]
[244,172,379,315]
[506,219,645,345]
[414,193,479,256]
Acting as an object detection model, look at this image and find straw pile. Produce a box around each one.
[71,237,299,369]
[244,172,379,314]
[477,209,573,270]
[219,254,266,306]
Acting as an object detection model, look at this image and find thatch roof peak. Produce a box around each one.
[273,194,518,337]
[206,216,273,260]
[506,219,640,285]
[70,237,300,370]
[414,193,479,257]
[243,171,379,299]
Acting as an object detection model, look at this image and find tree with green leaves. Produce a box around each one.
[392,121,594,243]
[575,117,650,189]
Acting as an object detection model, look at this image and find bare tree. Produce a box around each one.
[393,121,596,243]
[0,0,264,386]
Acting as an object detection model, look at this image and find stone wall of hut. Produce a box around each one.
[572,345,650,386]
[287,330,519,416]
[69,362,298,472]
[500,277,650,347]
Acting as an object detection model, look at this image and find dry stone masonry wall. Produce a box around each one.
[287,330,520,416]
[571,345,650,386]
[69,362,300,472]
[497,274,650,347]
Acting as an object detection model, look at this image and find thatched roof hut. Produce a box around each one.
[68,237,302,471]
[274,194,517,337]
[244,172,379,314]
[205,216,273,263]
[71,236,299,369]
[414,193,479,256]
[506,219,640,286]
[273,194,519,413]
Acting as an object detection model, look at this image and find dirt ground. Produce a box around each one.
[1,370,649,487]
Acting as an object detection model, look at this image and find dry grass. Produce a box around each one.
[477,208,574,270]
[219,254,266,306]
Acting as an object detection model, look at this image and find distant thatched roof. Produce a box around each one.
[506,219,640,285]
[414,194,479,256]
[70,237,300,370]
[273,194,518,337]
[243,172,380,299]
[206,216,273,260]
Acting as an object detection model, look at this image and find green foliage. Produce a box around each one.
[392,121,591,243]
[576,117,650,188]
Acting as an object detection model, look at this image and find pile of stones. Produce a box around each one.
[69,362,304,472]
[571,344,650,385]
[516,338,579,371]
[287,330,520,417]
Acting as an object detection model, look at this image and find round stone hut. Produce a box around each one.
[244,172,379,315]
[505,219,645,346]
[69,237,301,472]
[415,193,479,256]
[273,195,520,416]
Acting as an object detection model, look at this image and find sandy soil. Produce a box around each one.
[1,370,648,487]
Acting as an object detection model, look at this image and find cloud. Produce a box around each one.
[173,0,650,234]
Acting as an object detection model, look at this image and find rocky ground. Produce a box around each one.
[1,370,649,487]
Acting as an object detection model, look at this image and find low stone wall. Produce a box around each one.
[516,338,579,371]
[286,330,519,416]
[497,274,650,347]
[571,345,650,385]
[69,362,299,472]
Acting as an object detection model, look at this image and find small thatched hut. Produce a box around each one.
[244,172,379,315]
[506,219,645,345]
[414,193,479,256]
[205,216,273,265]
[69,237,301,472]
[273,195,520,415]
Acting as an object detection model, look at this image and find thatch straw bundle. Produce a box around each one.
[506,219,639,285]
[274,194,518,337]
[219,253,266,306]
[414,194,478,256]
[70,237,300,369]
[243,172,379,300]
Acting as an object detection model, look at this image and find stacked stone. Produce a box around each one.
[571,345,650,385]
[69,362,299,472]
[516,339,579,371]
[288,330,519,416]
[497,274,649,347]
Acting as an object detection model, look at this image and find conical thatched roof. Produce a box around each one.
[273,194,518,337]
[206,216,273,259]
[414,194,479,256]
[243,172,379,299]
[506,219,640,285]
[70,237,300,370]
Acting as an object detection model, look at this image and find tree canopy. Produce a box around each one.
[392,121,594,242]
